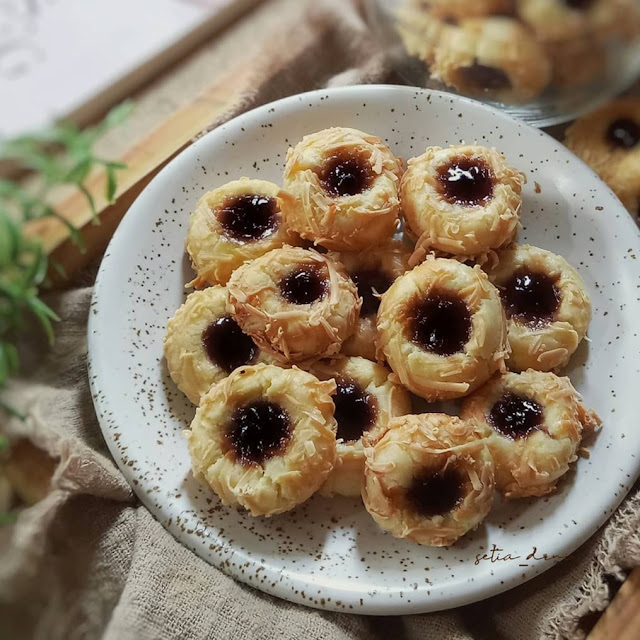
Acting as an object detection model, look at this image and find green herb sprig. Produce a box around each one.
[0,102,132,415]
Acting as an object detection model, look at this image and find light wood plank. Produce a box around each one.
[588,567,640,640]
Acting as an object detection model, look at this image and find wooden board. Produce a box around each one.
[588,567,640,639]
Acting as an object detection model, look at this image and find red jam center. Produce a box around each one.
[606,118,640,150]
[488,392,543,440]
[502,269,560,326]
[227,400,291,466]
[279,265,328,305]
[202,316,258,373]
[437,157,495,206]
[409,292,471,356]
[216,194,278,242]
[407,467,466,517]
[319,149,375,197]
[458,62,512,92]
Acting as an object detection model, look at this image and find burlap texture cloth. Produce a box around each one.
[1,1,639,638]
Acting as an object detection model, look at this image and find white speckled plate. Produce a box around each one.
[88,85,640,615]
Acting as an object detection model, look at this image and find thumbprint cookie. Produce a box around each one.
[565,99,640,219]
[227,246,360,364]
[396,3,453,67]
[362,413,495,547]
[401,144,524,258]
[461,370,601,498]
[488,245,591,372]
[186,364,337,516]
[377,258,508,402]
[186,178,297,287]
[310,357,412,497]
[331,240,411,361]
[164,286,272,404]
[278,127,403,251]
[431,17,551,103]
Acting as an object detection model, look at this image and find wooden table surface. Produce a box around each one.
[19,0,640,634]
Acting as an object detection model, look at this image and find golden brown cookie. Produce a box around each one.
[401,145,524,256]
[396,3,454,67]
[362,413,495,547]
[461,369,601,498]
[186,364,337,516]
[310,357,412,497]
[227,246,360,364]
[401,144,524,258]
[331,241,411,361]
[565,99,640,220]
[377,258,509,402]
[163,286,273,404]
[278,127,403,251]
[488,245,591,372]
[186,178,297,287]
[431,16,551,103]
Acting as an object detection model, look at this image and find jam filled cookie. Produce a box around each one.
[565,99,640,219]
[362,413,495,547]
[488,245,591,372]
[278,127,403,251]
[164,286,272,404]
[461,370,601,498]
[310,357,412,497]
[186,364,337,516]
[331,241,411,361]
[431,17,551,103]
[377,258,508,402]
[396,3,453,67]
[227,246,360,364]
[186,178,297,287]
[401,144,524,258]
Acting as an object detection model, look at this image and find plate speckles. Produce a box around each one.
[88,86,640,615]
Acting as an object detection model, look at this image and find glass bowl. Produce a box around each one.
[365,0,640,127]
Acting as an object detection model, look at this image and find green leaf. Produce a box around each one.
[22,241,48,287]
[41,207,85,250]
[106,165,117,202]
[78,184,97,221]
[25,295,59,344]
[65,158,92,185]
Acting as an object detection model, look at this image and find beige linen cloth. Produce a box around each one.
[1,1,639,638]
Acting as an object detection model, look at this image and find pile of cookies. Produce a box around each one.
[395,0,640,104]
[164,126,600,547]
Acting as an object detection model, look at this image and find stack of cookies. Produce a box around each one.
[164,126,600,547]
